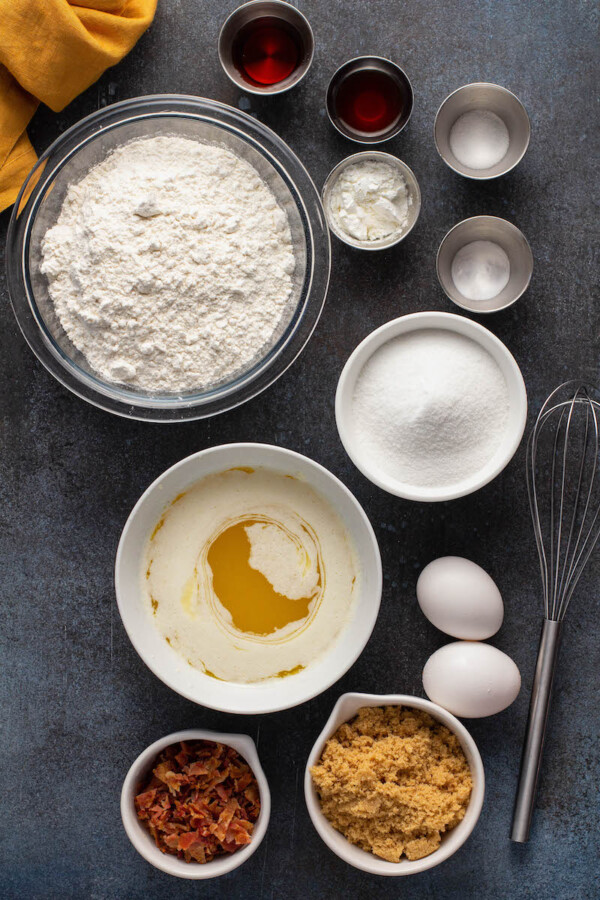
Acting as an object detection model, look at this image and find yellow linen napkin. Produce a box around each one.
[0,0,157,212]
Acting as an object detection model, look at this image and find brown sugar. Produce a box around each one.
[310,706,472,862]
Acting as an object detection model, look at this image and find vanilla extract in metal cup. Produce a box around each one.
[218,0,314,95]
[326,57,413,143]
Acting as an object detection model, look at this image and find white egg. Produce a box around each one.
[417,556,504,639]
[422,641,521,718]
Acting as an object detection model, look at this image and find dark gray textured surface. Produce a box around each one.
[1,1,598,898]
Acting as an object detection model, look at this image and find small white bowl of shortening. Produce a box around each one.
[115,443,382,714]
[322,151,421,250]
[336,312,527,501]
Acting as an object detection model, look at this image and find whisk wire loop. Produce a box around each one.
[526,381,600,622]
[556,403,587,609]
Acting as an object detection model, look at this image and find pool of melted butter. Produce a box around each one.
[144,466,356,683]
[206,516,319,635]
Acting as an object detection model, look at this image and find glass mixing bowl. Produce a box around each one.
[6,95,330,421]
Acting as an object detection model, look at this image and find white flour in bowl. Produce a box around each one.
[351,329,510,489]
[40,135,297,393]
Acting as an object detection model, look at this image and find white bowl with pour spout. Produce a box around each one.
[304,692,485,875]
[121,729,270,879]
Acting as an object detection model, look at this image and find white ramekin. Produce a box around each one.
[304,693,485,876]
[335,311,527,501]
[121,729,270,879]
[115,443,382,714]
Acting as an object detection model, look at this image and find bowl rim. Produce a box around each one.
[322,151,421,250]
[115,442,383,714]
[304,692,485,876]
[335,311,527,501]
[433,82,531,181]
[217,0,315,96]
[6,94,330,422]
[121,728,270,879]
[436,215,534,314]
[325,55,414,144]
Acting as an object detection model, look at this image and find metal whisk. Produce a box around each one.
[511,381,600,842]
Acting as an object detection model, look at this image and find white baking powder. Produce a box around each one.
[40,135,296,393]
[449,110,509,170]
[328,160,410,242]
[352,330,510,489]
[451,240,511,302]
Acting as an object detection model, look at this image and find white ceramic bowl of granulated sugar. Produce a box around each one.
[336,312,527,502]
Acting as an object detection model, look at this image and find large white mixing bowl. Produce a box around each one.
[115,444,382,714]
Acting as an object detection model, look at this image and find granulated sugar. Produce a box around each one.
[351,329,510,489]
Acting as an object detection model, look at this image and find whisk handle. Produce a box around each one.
[510,617,563,843]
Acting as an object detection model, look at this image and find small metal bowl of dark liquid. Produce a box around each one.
[326,56,413,143]
[219,0,314,95]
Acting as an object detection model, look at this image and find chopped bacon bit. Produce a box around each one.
[215,784,229,803]
[225,821,252,845]
[135,789,156,809]
[188,844,207,864]
[212,798,238,842]
[134,740,261,865]
[164,771,187,793]
[153,762,172,784]
[177,831,199,852]
[235,771,253,792]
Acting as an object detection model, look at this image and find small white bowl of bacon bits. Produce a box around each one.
[121,729,270,879]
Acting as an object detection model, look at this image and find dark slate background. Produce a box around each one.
[1,1,598,898]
